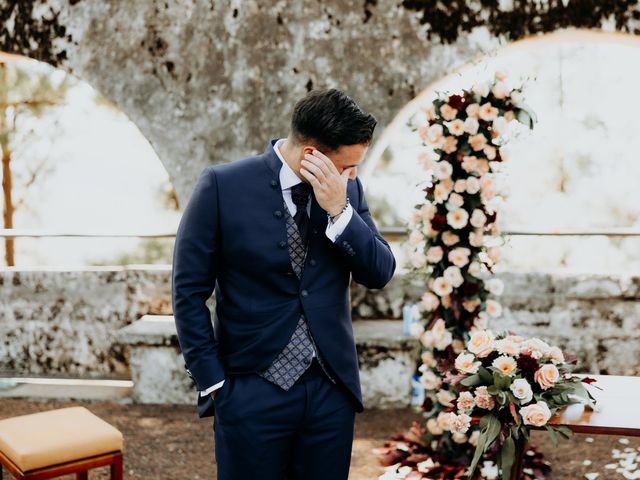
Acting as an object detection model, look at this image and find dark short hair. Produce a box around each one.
[290,88,377,152]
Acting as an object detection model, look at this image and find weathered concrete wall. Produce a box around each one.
[4,267,640,379]
[2,1,639,203]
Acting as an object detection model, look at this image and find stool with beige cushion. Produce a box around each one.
[0,406,123,480]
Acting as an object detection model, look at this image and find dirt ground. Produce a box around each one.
[1,398,636,479]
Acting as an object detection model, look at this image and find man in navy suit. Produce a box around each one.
[172,88,396,479]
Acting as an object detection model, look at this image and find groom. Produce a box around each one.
[171,88,396,479]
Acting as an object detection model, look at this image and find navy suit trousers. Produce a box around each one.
[213,357,356,480]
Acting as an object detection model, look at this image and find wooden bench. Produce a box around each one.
[474,374,640,478]
[0,406,123,480]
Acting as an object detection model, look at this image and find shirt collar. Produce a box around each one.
[273,138,303,191]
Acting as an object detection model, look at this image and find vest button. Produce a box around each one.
[270,179,279,188]
[274,210,283,218]
[278,240,287,248]
[303,358,311,365]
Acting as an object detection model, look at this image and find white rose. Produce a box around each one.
[426,246,444,263]
[520,401,552,427]
[437,389,456,407]
[433,277,453,296]
[434,161,453,180]
[410,250,427,269]
[468,261,482,276]
[447,119,466,136]
[452,432,468,444]
[437,411,453,431]
[468,330,495,358]
[446,208,469,230]
[465,176,480,194]
[469,230,484,247]
[448,247,471,268]
[408,230,424,247]
[486,278,504,295]
[485,299,502,318]
[466,103,480,118]
[510,378,533,404]
[420,292,440,312]
[441,231,460,246]
[420,203,437,221]
[427,418,443,435]
[440,104,458,121]
[479,102,499,121]
[454,179,467,193]
[470,209,487,228]
[447,192,465,209]
[420,369,442,390]
[520,338,551,359]
[444,265,464,288]
[469,133,487,151]
[426,123,444,146]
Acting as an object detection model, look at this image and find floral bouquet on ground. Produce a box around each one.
[445,330,598,480]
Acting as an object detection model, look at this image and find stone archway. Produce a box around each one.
[2,1,639,203]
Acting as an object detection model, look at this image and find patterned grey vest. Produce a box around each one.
[256,199,337,390]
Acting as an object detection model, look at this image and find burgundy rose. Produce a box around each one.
[517,353,540,382]
[448,94,465,109]
[431,214,446,231]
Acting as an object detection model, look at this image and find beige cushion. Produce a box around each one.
[0,406,123,472]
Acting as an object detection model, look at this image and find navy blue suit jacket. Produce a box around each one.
[171,138,396,418]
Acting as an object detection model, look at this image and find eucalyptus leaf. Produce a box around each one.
[500,436,516,480]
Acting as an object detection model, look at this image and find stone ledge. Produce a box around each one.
[116,315,418,408]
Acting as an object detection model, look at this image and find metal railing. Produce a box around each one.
[3,227,640,242]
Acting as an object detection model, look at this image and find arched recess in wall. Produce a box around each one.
[0,52,179,267]
[362,29,640,275]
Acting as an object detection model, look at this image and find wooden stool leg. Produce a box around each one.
[76,471,88,480]
[110,453,123,480]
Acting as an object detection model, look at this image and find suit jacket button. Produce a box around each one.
[342,240,349,247]
[310,259,317,266]
[278,240,287,248]
[301,289,309,297]
[270,179,279,188]
[274,210,283,218]
[313,228,319,234]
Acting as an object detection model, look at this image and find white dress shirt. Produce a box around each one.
[199,138,353,397]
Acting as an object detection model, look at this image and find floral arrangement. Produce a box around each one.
[373,72,594,479]
[445,330,596,479]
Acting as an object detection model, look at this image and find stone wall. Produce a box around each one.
[2,1,639,203]
[2,267,640,379]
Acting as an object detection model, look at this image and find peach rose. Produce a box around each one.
[468,329,495,358]
[469,133,488,151]
[534,364,560,390]
[520,401,552,427]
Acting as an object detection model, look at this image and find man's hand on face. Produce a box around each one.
[299,149,353,217]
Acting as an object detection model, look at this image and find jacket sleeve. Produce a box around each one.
[333,176,396,289]
[171,166,226,391]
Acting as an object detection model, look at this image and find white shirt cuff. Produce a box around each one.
[325,204,353,242]
[199,379,225,397]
